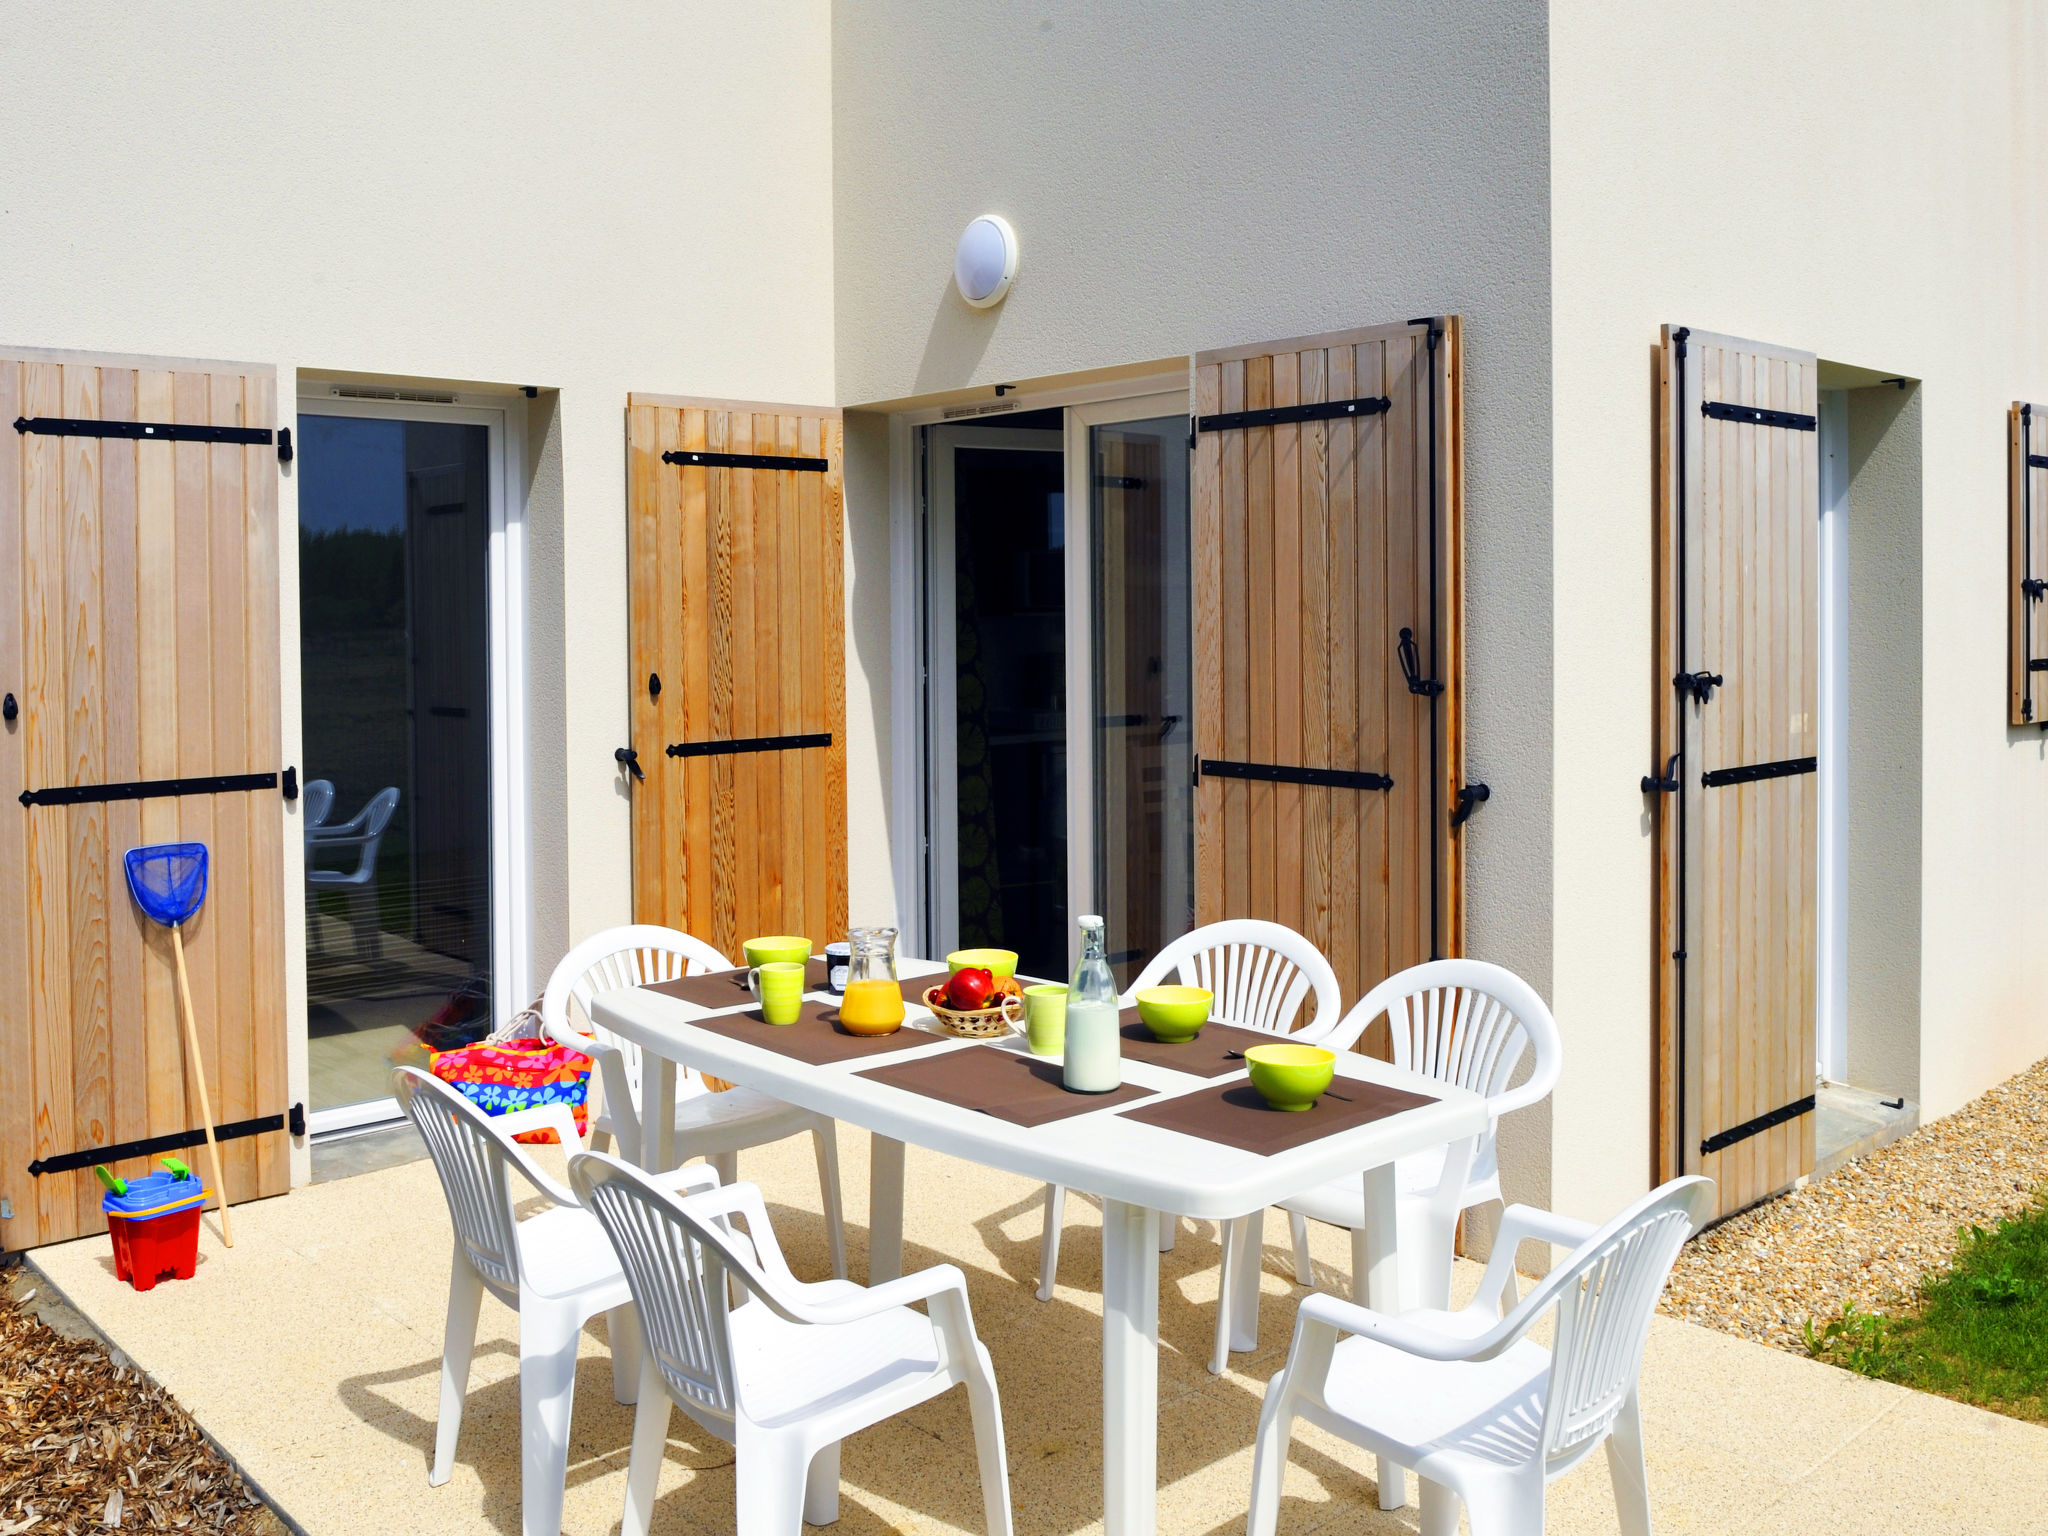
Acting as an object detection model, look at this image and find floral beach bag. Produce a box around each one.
[428,1001,591,1144]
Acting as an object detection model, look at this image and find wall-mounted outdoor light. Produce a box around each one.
[953,215,1019,308]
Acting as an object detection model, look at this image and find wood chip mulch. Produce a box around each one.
[1661,1054,2048,1352]
[0,1274,279,1535]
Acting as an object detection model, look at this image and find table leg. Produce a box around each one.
[1228,1209,1263,1354]
[646,1058,677,1172]
[869,1134,906,1285]
[1359,1162,1406,1511]
[1101,1198,1160,1536]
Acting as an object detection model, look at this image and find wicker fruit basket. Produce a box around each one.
[922,978,1025,1038]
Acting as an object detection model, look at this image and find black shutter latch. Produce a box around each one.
[1675,670,1724,704]
[1641,754,1682,794]
[1397,627,1443,697]
[1450,782,1490,827]
[615,746,645,782]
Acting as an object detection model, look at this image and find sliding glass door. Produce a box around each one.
[919,392,1192,985]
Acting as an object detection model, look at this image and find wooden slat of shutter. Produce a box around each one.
[1191,321,1463,1024]
[625,395,847,957]
[0,348,287,1250]
[2011,403,2048,727]
[1653,326,1818,1218]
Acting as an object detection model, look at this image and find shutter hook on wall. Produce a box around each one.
[1641,754,1682,794]
[1450,782,1490,827]
[615,746,645,782]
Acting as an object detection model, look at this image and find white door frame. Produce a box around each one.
[1062,391,1191,967]
[295,389,531,1134]
[1816,390,1849,1084]
[920,421,1064,958]
[887,372,1186,960]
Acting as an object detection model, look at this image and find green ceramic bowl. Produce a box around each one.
[1134,985,1213,1042]
[946,947,1019,983]
[743,935,812,968]
[1243,1043,1336,1112]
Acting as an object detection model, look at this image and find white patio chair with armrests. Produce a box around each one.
[392,1065,721,1536]
[1247,1176,1714,1536]
[569,1153,1015,1536]
[1036,918,1343,1306]
[305,785,398,960]
[541,923,847,1279]
[1250,959,1562,1353]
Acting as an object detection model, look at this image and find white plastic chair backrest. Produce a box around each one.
[1328,958,1560,1186]
[394,1066,533,1306]
[1127,919,1342,1038]
[301,779,335,829]
[1537,1177,1712,1462]
[569,1153,767,1426]
[542,926,732,1149]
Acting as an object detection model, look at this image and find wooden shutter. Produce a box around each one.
[1191,320,1463,1025]
[1652,326,1818,1218]
[2011,403,2048,727]
[625,395,847,957]
[0,348,289,1250]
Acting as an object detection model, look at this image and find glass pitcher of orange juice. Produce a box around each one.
[837,926,905,1035]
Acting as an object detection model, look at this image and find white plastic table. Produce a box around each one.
[593,961,1487,1536]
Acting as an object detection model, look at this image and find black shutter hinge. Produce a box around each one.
[1641,753,1682,794]
[1450,782,1489,827]
[276,427,294,464]
[615,746,645,781]
[2024,578,2047,600]
[281,766,299,800]
[1397,627,1443,697]
[1675,670,1724,704]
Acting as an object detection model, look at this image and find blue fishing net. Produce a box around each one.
[124,843,209,927]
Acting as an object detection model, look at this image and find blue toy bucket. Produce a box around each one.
[124,843,208,927]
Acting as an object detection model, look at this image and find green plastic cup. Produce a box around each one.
[750,961,807,1025]
[1024,983,1068,1056]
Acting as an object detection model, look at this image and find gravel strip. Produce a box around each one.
[1661,1055,2048,1352]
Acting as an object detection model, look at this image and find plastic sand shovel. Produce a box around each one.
[123,842,232,1247]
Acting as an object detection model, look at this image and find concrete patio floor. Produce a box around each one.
[27,1129,2048,1536]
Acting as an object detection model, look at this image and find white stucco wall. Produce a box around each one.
[1549,0,2048,1221]
[0,1,836,1172]
[832,0,1560,1216]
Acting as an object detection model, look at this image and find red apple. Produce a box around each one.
[947,966,995,1011]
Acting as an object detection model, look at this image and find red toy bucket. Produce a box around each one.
[102,1169,208,1291]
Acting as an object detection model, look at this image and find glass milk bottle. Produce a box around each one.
[1062,915,1122,1092]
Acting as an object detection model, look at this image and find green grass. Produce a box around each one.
[1805,1195,2048,1422]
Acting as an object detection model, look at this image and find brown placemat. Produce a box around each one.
[1118,1075,1439,1155]
[673,999,948,1065]
[642,958,828,1010]
[859,1045,1156,1127]
[1114,1010,1280,1078]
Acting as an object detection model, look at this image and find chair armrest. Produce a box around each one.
[544,1020,643,1166]
[1495,1203,1598,1252]
[758,1263,970,1328]
[491,1104,583,1208]
[649,1162,722,1198]
[1297,1291,1496,1362]
[1466,1202,1596,1313]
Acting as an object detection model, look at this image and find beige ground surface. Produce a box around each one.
[30,1131,2048,1536]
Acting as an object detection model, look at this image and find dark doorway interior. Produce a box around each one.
[299,415,493,1112]
[952,444,1067,978]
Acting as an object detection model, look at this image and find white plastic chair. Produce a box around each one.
[1035,920,1343,1326]
[1248,959,1561,1361]
[1247,1177,1714,1536]
[569,1152,1015,1536]
[393,1065,719,1536]
[306,785,399,960]
[541,924,847,1279]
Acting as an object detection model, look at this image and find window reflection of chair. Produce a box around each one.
[301,778,336,835]
[307,787,399,962]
